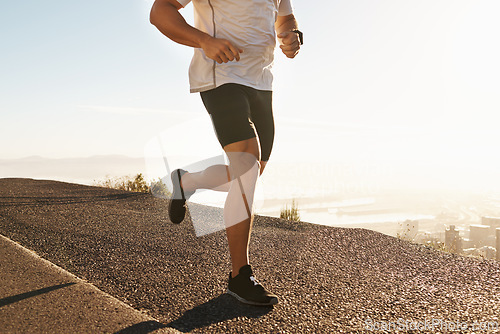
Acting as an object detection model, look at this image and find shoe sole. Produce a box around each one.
[168,169,187,224]
[227,289,278,306]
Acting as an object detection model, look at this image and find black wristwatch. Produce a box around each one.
[291,29,303,45]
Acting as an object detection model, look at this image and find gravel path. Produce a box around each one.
[1,178,499,333]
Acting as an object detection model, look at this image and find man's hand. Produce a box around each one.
[200,36,243,64]
[150,0,242,63]
[277,31,300,58]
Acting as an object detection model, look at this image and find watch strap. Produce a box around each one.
[291,29,303,45]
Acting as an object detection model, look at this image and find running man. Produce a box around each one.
[150,0,301,306]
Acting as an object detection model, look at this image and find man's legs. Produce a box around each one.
[171,83,276,305]
[181,159,267,193]
[222,137,260,277]
[180,165,231,192]
[180,137,265,276]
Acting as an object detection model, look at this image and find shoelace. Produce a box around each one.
[249,275,260,286]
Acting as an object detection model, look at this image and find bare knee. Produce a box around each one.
[224,138,260,161]
[259,161,267,175]
[227,153,259,180]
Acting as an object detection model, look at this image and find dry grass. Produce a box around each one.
[93,173,171,198]
[280,199,301,222]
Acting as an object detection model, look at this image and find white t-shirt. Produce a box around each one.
[177,0,294,93]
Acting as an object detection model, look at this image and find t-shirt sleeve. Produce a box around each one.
[176,0,191,7]
[278,0,294,16]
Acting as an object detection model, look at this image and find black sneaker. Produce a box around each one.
[168,169,194,224]
[227,265,278,306]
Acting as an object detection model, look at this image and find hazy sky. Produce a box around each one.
[1,0,500,190]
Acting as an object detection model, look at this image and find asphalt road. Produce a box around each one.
[1,178,500,333]
[0,233,180,334]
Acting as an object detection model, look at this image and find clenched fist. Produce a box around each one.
[277,31,300,58]
[200,36,243,64]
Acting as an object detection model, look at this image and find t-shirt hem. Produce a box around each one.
[190,81,272,93]
[190,84,217,93]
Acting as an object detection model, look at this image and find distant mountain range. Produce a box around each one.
[0,155,147,185]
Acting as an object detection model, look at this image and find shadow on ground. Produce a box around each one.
[166,294,273,333]
[114,320,169,334]
[0,193,144,207]
[0,282,76,307]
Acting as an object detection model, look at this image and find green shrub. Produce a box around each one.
[150,177,171,198]
[280,199,301,222]
[125,173,149,192]
[93,173,171,197]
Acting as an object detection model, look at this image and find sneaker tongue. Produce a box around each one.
[239,265,253,276]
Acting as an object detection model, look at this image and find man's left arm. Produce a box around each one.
[275,14,300,59]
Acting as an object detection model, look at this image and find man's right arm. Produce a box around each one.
[149,0,242,63]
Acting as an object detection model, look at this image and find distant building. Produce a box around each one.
[461,237,473,249]
[486,235,497,248]
[482,216,500,229]
[445,225,462,253]
[464,246,496,259]
[469,224,490,248]
[482,216,500,237]
[480,246,496,260]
